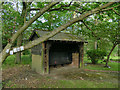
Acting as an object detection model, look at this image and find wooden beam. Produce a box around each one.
[41,42,45,74]
[42,42,51,74]
[46,43,51,74]
[79,42,84,68]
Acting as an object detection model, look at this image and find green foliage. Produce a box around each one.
[21,55,32,64]
[22,50,31,55]
[3,55,16,65]
[84,55,119,71]
[3,55,32,68]
[86,49,107,64]
[2,2,21,47]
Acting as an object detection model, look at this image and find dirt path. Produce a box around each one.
[2,65,119,88]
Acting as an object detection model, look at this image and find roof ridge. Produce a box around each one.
[35,29,73,35]
[35,29,50,31]
[30,29,87,42]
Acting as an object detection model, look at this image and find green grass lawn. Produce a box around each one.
[84,56,119,71]
[38,79,118,88]
[105,56,120,60]
[3,55,119,71]
[2,55,119,88]
[84,62,119,71]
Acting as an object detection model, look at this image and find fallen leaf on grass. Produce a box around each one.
[79,77,84,80]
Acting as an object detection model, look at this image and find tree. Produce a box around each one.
[66,2,120,67]
[15,2,28,64]
[1,1,119,64]
[118,5,120,57]
[2,2,21,48]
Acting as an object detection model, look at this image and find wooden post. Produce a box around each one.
[79,42,84,68]
[72,53,79,68]
[46,42,51,74]
[41,42,45,74]
[42,42,51,74]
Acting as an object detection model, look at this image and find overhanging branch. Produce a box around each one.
[102,4,120,11]
[29,1,73,11]
[81,20,100,39]
[10,2,116,52]
[0,2,117,63]
[0,1,60,63]
[112,9,120,16]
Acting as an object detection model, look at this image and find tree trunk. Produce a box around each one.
[15,34,22,64]
[15,2,26,64]
[118,6,120,57]
[94,41,97,49]
[0,2,59,63]
[0,2,116,63]
[118,44,120,57]
[105,44,117,67]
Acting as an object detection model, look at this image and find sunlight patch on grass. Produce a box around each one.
[84,62,119,71]
[84,55,119,71]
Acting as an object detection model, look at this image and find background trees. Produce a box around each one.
[1,1,120,67]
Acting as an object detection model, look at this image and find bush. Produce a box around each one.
[3,55,15,65]
[3,55,32,67]
[22,50,31,55]
[21,55,32,64]
[86,49,107,64]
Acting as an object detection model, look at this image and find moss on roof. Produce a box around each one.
[30,30,86,42]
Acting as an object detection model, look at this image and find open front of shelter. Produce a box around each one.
[29,30,86,74]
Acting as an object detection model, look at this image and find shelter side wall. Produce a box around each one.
[31,34,42,55]
[31,34,44,74]
[32,54,42,74]
[31,44,42,55]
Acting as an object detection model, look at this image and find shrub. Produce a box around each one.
[3,55,32,67]
[3,55,15,65]
[22,50,31,55]
[21,55,32,64]
[86,49,107,64]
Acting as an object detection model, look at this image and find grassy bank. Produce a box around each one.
[2,55,32,69]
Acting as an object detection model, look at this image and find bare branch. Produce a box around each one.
[0,2,60,62]
[102,4,120,11]
[0,2,116,63]
[30,1,73,11]
[49,8,82,14]
[27,1,33,5]
[61,1,73,7]
[16,2,116,51]
[81,20,99,39]
[112,9,120,16]
[30,8,41,11]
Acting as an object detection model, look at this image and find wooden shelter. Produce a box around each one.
[29,30,86,74]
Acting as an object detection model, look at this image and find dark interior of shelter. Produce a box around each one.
[49,41,79,66]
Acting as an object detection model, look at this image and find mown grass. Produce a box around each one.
[38,79,118,88]
[2,54,119,88]
[2,64,118,88]
[84,56,119,71]
[4,75,118,88]
[3,54,119,71]
[105,56,120,60]
[53,79,118,88]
